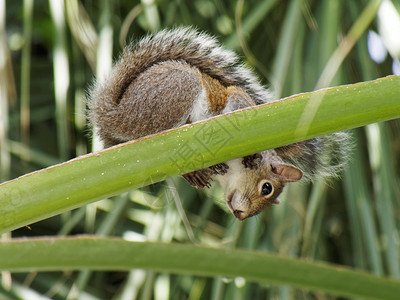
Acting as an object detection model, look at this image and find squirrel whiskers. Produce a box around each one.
[88,27,350,220]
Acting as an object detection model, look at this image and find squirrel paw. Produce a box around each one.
[209,163,229,175]
[242,153,262,170]
[182,169,213,188]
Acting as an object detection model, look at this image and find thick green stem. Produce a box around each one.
[1,237,399,300]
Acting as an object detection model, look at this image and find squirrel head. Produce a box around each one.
[215,150,303,220]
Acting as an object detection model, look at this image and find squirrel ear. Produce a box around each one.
[272,163,303,182]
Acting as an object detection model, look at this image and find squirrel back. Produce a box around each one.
[109,27,270,104]
[87,27,273,146]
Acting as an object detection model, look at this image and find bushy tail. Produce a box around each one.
[275,132,352,181]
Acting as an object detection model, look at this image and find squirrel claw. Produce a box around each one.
[242,153,262,170]
[209,163,229,175]
[182,170,212,188]
[182,164,227,188]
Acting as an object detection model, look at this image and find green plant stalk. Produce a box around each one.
[0,76,399,234]
[314,0,382,90]
[20,0,33,149]
[301,180,327,257]
[367,123,400,278]
[344,129,383,275]
[0,0,11,182]
[225,0,279,50]
[319,0,341,86]
[1,237,400,300]
[49,0,71,160]
[271,0,302,97]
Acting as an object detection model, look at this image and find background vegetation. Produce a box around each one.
[0,0,399,299]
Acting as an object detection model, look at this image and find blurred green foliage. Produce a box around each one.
[0,0,399,299]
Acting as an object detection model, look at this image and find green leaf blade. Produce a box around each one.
[1,237,400,300]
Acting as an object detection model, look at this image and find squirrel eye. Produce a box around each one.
[261,182,273,196]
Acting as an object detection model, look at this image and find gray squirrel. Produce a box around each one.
[88,27,349,220]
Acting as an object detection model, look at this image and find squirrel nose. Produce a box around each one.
[233,210,248,220]
[228,190,249,220]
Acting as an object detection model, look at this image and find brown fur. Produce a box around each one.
[87,27,350,220]
[92,61,204,147]
[200,72,228,114]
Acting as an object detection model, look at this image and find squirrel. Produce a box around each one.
[87,27,349,220]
